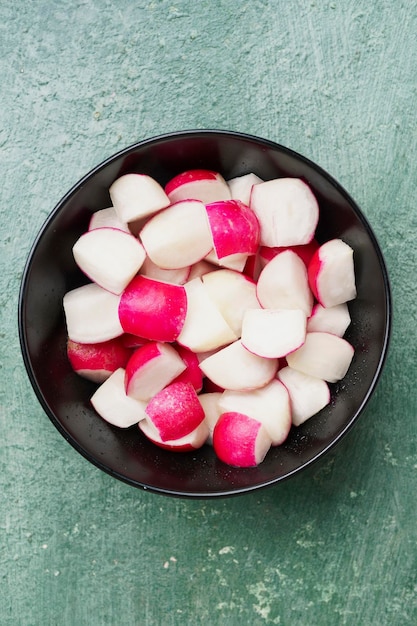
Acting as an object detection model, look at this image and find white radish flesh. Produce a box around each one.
[286,332,355,383]
[308,238,357,308]
[307,302,351,337]
[140,256,190,284]
[241,308,306,358]
[109,173,170,222]
[198,392,223,445]
[90,368,147,428]
[88,207,130,233]
[278,366,330,426]
[165,169,231,204]
[227,172,263,205]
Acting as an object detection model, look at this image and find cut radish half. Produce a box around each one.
[241,308,306,358]
[286,332,355,383]
[250,177,319,247]
[205,199,260,259]
[90,368,147,428]
[125,342,186,401]
[140,199,213,269]
[308,238,357,308]
[198,392,223,445]
[140,256,191,284]
[63,282,123,343]
[67,337,131,383]
[187,259,218,281]
[165,169,231,204]
[88,207,130,233]
[307,302,351,337]
[277,366,330,426]
[72,227,146,295]
[109,173,170,222]
[213,412,272,467]
[227,173,263,205]
[139,418,209,451]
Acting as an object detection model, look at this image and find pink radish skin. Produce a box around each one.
[88,207,130,233]
[124,342,186,402]
[213,412,272,467]
[139,417,209,451]
[145,382,205,442]
[67,337,131,383]
[307,302,351,337]
[90,368,147,428]
[241,308,307,359]
[205,199,260,259]
[172,344,203,392]
[109,173,170,223]
[286,332,355,383]
[259,239,319,269]
[278,366,330,426]
[72,227,146,295]
[308,239,356,308]
[165,169,231,204]
[120,334,149,349]
[118,275,187,343]
[227,173,263,205]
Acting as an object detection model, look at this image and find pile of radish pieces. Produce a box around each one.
[63,168,357,468]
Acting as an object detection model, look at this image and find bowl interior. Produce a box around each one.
[19,130,391,497]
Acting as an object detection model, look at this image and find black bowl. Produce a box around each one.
[18,130,391,497]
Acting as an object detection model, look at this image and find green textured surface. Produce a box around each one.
[1,1,416,624]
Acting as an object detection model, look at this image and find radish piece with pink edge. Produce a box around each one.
[90,368,147,428]
[227,173,263,205]
[198,392,223,445]
[204,248,248,272]
[219,378,291,446]
[140,256,191,285]
[139,418,209,452]
[286,332,355,383]
[202,269,261,337]
[124,342,186,402]
[307,302,351,337]
[120,333,149,349]
[308,238,357,308]
[256,249,313,317]
[241,308,306,359]
[205,199,260,260]
[88,207,130,233]
[250,177,319,247]
[63,282,123,344]
[259,239,319,269]
[199,340,278,391]
[140,199,213,269]
[277,365,330,426]
[145,381,205,442]
[165,169,231,204]
[172,344,203,392]
[118,275,187,343]
[67,337,131,383]
[213,412,272,467]
[109,173,170,223]
[72,227,146,295]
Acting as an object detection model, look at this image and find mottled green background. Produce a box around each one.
[1,2,416,625]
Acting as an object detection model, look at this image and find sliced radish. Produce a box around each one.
[63,282,123,343]
[139,417,209,451]
[205,249,248,272]
[277,366,330,426]
[202,269,260,337]
[145,381,205,441]
[72,227,146,295]
[259,239,319,269]
[250,177,319,247]
[308,238,357,308]
[109,173,170,223]
[125,342,186,402]
[165,169,231,204]
[198,392,223,445]
[67,337,131,383]
[219,379,291,446]
[140,199,213,269]
[286,332,355,383]
[140,256,191,284]
[177,278,237,352]
[199,340,278,391]
[307,302,351,336]
[118,275,187,342]
[90,368,147,428]
[172,344,203,392]
[205,199,260,259]
[213,412,272,467]
[256,250,313,316]
[227,172,263,205]
[88,207,130,233]
[241,308,306,358]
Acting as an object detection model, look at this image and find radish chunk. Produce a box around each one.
[213,412,272,467]
[90,368,147,428]
[205,249,248,272]
[219,379,291,446]
[109,173,170,223]
[140,200,213,269]
[145,381,205,441]
[227,173,263,205]
[308,238,357,308]
[139,418,209,451]
[307,302,351,337]
[118,275,187,342]
[202,269,261,337]
[172,344,203,392]
[205,199,260,259]
[63,283,123,343]
[125,342,186,402]
[278,366,330,426]
[177,278,237,352]
[250,177,319,247]
[198,392,223,445]
[88,207,130,233]
[241,308,306,359]
[286,332,355,383]
[140,256,190,284]
[72,228,146,295]
[165,169,231,204]
[199,340,278,391]
[256,250,314,317]
[259,239,319,269]
[67,337,131,383]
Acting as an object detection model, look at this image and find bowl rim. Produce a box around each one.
[18,129,392,497]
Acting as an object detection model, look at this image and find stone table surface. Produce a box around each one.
[1,2,416,625]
